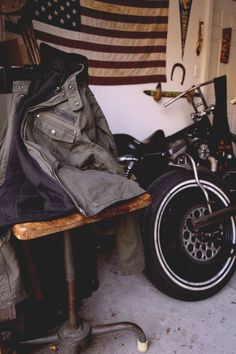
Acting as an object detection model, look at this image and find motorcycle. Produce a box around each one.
[114,76,236,301]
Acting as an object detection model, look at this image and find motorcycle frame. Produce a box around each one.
[164,79,236,231]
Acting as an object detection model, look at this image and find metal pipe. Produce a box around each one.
[92,321,147,343]
[185,153,212,213]
[20,334,58,346]
[64,230,80,330]
[193,204,236,229]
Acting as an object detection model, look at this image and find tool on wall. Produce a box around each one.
[143,82,197,102]
[170,63,186,85]
[196,20,204,56]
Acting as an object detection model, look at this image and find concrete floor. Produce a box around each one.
[24,239,236,354]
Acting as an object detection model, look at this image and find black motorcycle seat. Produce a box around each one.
[113,130,167,156]
[113,134,141,156]
[142,129,167,149]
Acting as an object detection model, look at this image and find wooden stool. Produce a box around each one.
[12,193,151,353]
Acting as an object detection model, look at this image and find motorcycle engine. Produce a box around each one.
[167,116,213,169]
[188,137,210,161]
[168,138,187,161]
[168,136,210,168]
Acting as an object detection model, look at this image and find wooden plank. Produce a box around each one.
[12,193,151,240]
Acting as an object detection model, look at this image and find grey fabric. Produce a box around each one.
[0,82,30,310]
[0,232,28,310]
[0,93,13,185]
[115,212,145,275]
[0,94,9,147]
[0,81,30,186]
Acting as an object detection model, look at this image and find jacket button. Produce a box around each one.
[75,101,79,106]
[50,129,56,135]
[68,84,74,89]
[36,114,40,118]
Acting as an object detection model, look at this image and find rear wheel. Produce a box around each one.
[144,169,236,300]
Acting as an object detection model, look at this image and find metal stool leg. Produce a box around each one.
[20,230,148,353]
[92,322,148,352]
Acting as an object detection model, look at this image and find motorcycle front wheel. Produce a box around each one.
[144,169,236,301]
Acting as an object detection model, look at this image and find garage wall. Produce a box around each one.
[90,0,213,140]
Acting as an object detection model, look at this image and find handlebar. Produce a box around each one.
[163,78,214,108]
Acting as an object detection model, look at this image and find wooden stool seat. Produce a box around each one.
[12,193,151,241]
[11,192,151,353]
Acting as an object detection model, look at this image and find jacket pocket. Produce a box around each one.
[34,118,76,144]
[47,106,78,125]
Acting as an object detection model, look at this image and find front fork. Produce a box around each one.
[184,153,212,214]
[184,153,236,253]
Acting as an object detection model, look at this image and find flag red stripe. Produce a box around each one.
[95,0,169,9]
[35,30,166,53]
[89,60,166,68]
[89,75,167,85]
[80,6,168,24]
[81,24,167,39]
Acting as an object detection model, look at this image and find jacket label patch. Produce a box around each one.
[49,107,77,124]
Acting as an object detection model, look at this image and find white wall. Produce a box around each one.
[90,0,213,141]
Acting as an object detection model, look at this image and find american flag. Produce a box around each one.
[32,0,169,85]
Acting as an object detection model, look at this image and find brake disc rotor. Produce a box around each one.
[180,205,222,262]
